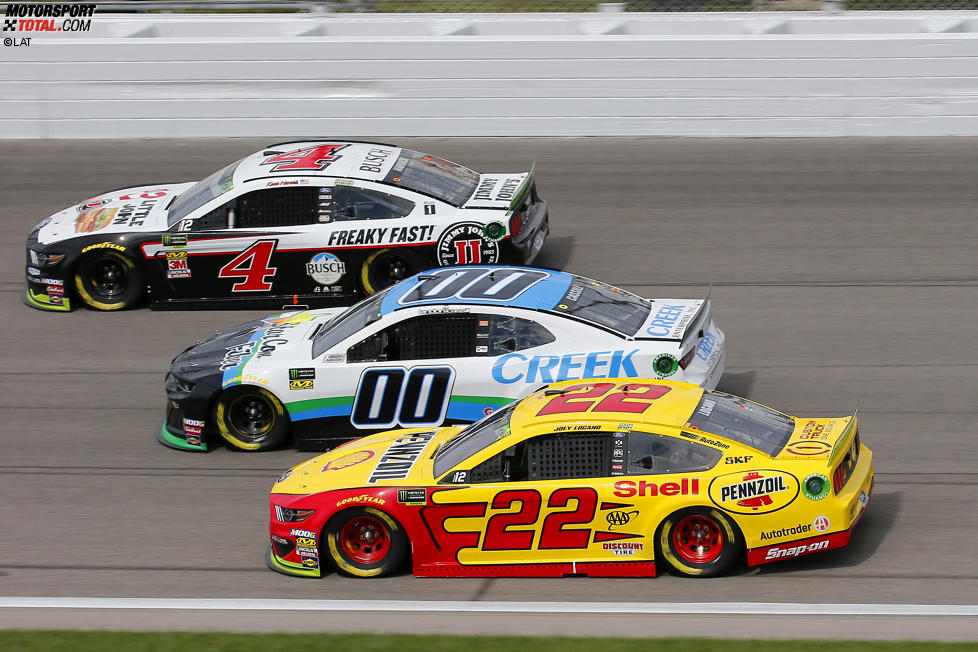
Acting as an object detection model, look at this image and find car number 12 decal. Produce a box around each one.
[218,240,278,292]
[352,367,455,429]
[536,382,671,416]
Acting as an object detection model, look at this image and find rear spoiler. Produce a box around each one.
[679,283,713,350]
[507,162,536,213]
[636,283,713,345]
[829,400,860,466]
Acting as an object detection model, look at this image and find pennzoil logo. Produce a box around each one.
[709,469,799,515]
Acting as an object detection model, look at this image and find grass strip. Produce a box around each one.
[0,632,975,652]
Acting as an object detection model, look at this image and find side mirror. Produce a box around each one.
[343,205,356,219]
[496,337,517,353]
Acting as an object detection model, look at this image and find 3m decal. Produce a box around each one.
[352,367,454,429]
[709,470,800,515]
[536,382,671,417]
[437,222,499,266]
[262,144,349,172]
[321,450,375,472]
[166,250,191,279]
[367,431,437,484]
[218,240,278,292]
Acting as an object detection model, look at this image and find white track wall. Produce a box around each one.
[4,12,978,137]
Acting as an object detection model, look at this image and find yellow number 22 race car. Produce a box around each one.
[267,379,873,579]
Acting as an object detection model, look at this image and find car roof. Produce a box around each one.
[232,140,408,185]
[510,378,707,435]
[379,266,575,316]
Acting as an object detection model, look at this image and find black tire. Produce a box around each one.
[324,507,408,578]
[656,507,741,578]
[360,248,425,295]
[73,251,143,311]
[212,385,289,452]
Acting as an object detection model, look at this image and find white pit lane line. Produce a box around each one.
[0,598,977,616]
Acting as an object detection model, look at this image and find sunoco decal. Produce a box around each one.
[367,431,436,484]
[709,469,799,515]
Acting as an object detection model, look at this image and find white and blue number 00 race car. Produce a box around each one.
[161,266,725,452]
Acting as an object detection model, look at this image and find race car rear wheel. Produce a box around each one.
[73,251,143,310]
[213,386,289,452]
[360,248,425,295]
[656,507,740,578]
[325,507,408,578]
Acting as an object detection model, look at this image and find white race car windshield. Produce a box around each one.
[383,149,480,207]
[311,288,391,358]
[433,402,516,478]
[686,392,795,457]
[167,158,242,226]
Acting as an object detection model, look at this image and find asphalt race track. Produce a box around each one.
[1,138,977,640]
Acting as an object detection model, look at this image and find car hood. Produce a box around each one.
[462,173,529,209]
[169,308,346,384]
[36,182,194,245]
[272,426,463,494]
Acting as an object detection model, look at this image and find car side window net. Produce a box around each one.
[527,433,610,481]
[348,314,478,362]
[236,187,319,229]
[626,431,722,475]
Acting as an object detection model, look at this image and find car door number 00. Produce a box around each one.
[352,367,455,428]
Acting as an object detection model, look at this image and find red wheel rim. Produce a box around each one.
[339,515,390,564]
[672,514,724,564]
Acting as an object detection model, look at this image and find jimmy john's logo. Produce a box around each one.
[367,431,436,484]
[709,469,799,515]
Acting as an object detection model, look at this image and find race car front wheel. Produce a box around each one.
[360,248,424,295]
[325,507,408,578]
[213,386,289,452]
[656,507,741,578]
[73,251,143,310]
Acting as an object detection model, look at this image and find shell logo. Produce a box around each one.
[709,469,800,515]
[321,450,375,472]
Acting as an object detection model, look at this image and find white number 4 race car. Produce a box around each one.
[161,266,725,452]
[26,140,548,311]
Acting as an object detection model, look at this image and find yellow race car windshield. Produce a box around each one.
[687,392,794,456]
[433,402,516,477]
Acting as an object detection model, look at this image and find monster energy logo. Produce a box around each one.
[289,368,315,380]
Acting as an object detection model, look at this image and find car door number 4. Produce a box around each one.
[218,240,278,292]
